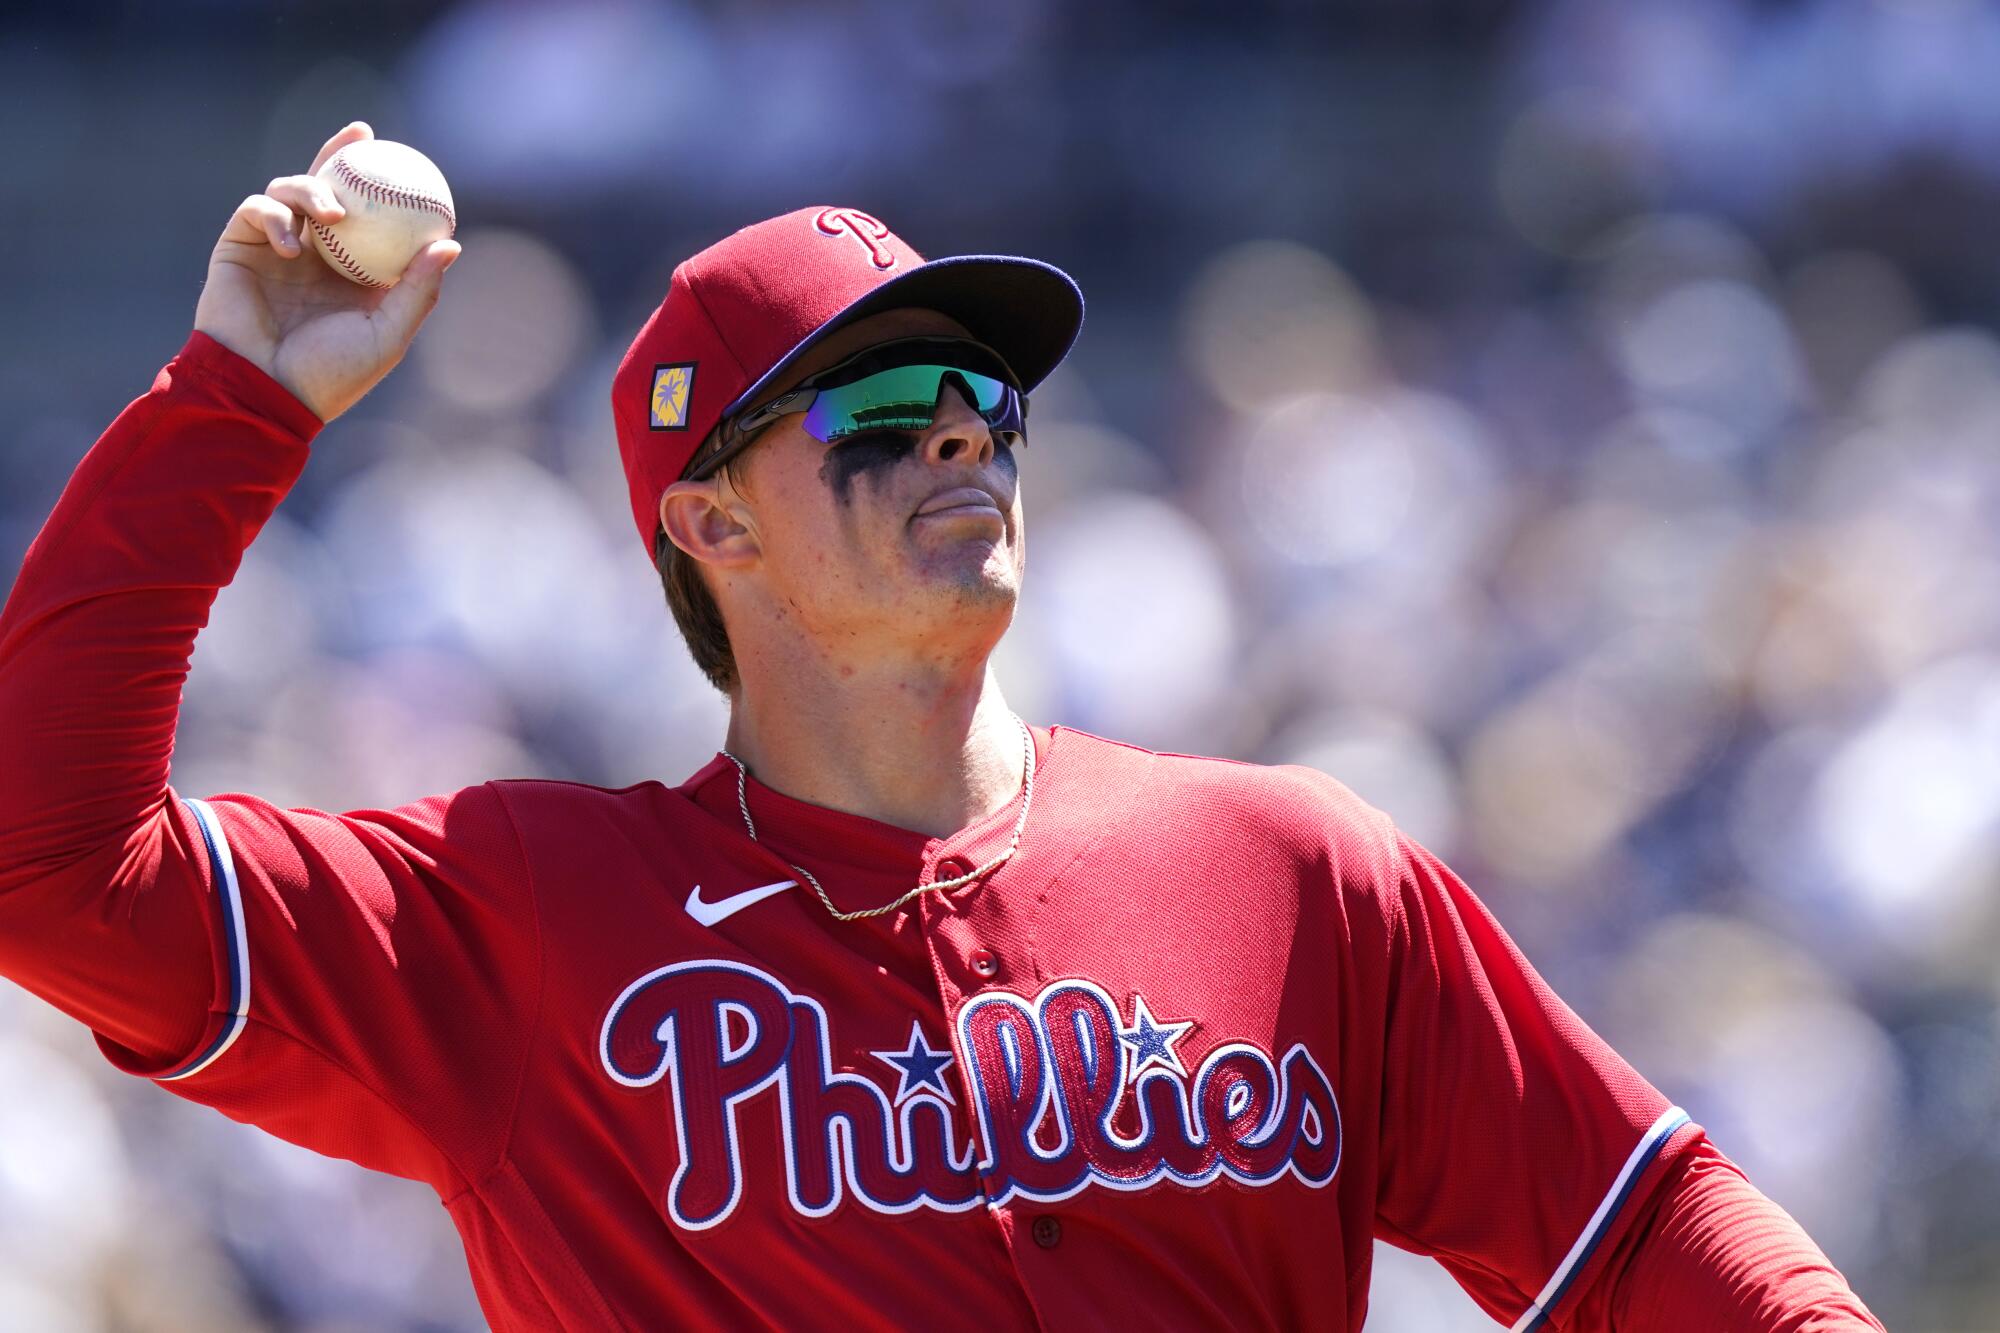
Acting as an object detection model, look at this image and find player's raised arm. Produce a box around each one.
[0,122,457,1064]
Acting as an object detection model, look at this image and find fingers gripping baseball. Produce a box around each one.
[221,186,337,256]
[261,175,347,253]
[193,122,460,424]
[377,241,457,335]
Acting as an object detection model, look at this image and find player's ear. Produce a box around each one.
[659,478,760,570]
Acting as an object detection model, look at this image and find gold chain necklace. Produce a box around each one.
[721,717,1036,923]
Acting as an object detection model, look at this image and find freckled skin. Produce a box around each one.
[661,308,1028,682]
[731,394,1024,662]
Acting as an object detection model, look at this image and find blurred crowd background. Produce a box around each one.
[3,0,1999,1328]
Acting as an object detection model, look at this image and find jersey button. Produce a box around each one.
[935,856,971,881]
[1030,1215,1062,1249]
[970,948,1001,979]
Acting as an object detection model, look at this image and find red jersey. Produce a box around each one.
[0,335,1881,1331]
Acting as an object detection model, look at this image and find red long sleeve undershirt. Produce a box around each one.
[0,332,317,1062]
[0,334,1885,1329]
[1579,1135,1885,1330]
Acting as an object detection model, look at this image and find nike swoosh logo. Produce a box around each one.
[684,878,798,927]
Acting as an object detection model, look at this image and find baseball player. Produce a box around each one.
[0,121,1882,1330]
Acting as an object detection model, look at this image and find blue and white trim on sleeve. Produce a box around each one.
[1509,1104,1691,1332]
[158,797,251,1081]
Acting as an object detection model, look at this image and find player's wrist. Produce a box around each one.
[175,331,328,440]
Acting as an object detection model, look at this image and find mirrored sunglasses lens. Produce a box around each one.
[802,366,1013,443]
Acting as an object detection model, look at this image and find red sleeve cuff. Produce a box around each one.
[1582,1133,1885,1331]
[92,793,251,1083]
[170,332,327,441]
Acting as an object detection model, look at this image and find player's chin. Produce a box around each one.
[907,539,1021,605]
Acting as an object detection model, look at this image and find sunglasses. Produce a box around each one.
[691,337,1028,478]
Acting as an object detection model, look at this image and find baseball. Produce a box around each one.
[306,139,456,289]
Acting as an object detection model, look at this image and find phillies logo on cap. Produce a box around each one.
[814,208,897,270]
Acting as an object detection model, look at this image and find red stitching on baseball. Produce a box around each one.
[330,155,457,234]
[308,218,390,288]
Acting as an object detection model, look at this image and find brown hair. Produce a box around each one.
[655,522,737,694]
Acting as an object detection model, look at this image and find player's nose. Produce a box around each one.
[918,380,995,470]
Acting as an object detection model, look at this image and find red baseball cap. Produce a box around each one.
[611,206,1084,555]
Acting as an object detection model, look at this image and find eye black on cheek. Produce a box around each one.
[818,431,918,502]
